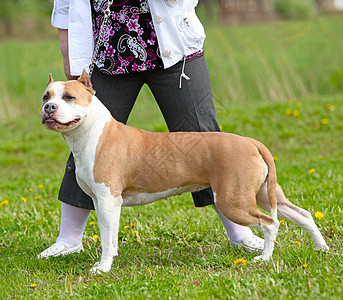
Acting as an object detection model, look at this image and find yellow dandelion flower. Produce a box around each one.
[285,109,292,116]
[30,283,37,288]
[273,156,278,161]
[131,223,136,227]
[315,211,324,220]
[325,104,335,111]
[89,221,95,226]
[219,124,223,131]
[321,119,328,125]
[38,184,44,189]
[279,220,284,225]
[293,110,300,117]
[21,197,27,202]
[93,235,99,240]
[308,168,316,175]
[35,196,41,200]
[29,188,33,192]
[0,200,9,207]
[302,263,308,268]
[233,258,247,267]
[296,102,301,108]
[124,225,130,229]
[293,241,301,246]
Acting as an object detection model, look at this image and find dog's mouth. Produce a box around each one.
[42,116,81,129]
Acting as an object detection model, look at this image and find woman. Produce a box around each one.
[39,0,263,259]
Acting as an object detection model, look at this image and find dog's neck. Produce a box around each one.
[62,95,112,158]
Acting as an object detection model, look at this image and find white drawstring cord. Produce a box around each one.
[179,56,190,88]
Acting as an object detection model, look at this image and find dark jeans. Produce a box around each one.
[59,54,221,210]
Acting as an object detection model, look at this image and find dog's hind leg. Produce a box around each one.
[256,183,329,250]
[215,193,279,261]
[251,213,279,261]
[90,194,123,273]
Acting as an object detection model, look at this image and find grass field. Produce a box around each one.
[0,16,343,299]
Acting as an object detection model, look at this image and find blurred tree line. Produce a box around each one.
[0,0,339,38]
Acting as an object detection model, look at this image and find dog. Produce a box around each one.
[40,70,329,273]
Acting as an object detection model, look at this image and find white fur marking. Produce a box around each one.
[259,154,269,185]
[251,218,279,261]
[123,185,199,206]
[271,208,277,220]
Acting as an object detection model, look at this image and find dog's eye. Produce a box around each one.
[42,94,49,101]
[63,95,76,101]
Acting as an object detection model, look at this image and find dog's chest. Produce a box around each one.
[73,139,102,198]
[74,158,96,198]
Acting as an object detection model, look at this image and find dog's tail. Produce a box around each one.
[245,137,278,219]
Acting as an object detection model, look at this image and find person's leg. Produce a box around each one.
[39,69,144,257]
[38,202,89,258]
[56,202,90,248]
[212,205,264,252]
[91,68,145,124]
[146,55,262,248]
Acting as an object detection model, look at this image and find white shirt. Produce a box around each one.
[51,0,206,76]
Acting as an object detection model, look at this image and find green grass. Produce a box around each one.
[1,16,343,299]
[204,16,343,103]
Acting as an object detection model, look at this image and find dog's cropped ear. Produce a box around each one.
[47,73,54,86]
[78,69,95,95]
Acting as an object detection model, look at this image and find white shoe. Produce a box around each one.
[231,233,264,253]
[38,242,84,259]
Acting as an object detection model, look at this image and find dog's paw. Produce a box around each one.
[90,262,111,274]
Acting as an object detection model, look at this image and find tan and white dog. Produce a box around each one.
[40,70,329,273]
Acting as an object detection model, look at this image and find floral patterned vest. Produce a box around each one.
[91,0,202,75]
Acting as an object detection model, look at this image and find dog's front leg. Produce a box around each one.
[90,194,123,273]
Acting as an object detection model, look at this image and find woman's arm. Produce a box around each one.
[58,29,78,80]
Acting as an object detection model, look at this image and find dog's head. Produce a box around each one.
[41,70,95,133]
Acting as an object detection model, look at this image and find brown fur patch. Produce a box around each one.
[93,119,214,198]
[63,81,93,107]
[48,88,55,99]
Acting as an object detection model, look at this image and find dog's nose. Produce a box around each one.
[44,102,58,114]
